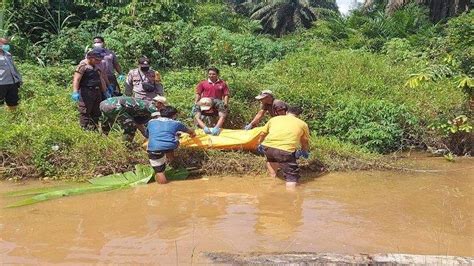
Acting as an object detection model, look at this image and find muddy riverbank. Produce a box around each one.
[1,155,473,264]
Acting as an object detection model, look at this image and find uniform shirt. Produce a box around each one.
[261,99,288,117]
[99,96,157,117]
[195,79,229,100]
[101,49,118,76]
[146,117,190,151]
[0,52,21,85]
[261,115,310,153]
[125,68,164,101]
[76,60,104,88]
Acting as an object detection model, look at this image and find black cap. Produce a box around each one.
[138,56,150,66]
[86,48,106,59]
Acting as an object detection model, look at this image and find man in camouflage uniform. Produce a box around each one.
[193,97,227,136]
[125,56,164,101]
[72,48,107,130]
[100,96,167,142]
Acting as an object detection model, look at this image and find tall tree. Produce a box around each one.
[241,0,338,37]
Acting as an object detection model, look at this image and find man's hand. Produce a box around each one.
[244,124,253,130]
[103,91,112,99]
[256,144,265,154]
[107,84,115,95]
[203,127,212,134]
[295,150,310,159]
[71,91,80,102]
[210,127,220,136]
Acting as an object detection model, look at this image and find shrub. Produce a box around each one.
[322,99,419,153]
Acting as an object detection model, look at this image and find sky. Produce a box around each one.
[336,0,364,15]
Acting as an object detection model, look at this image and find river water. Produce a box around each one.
[1,155,473,264]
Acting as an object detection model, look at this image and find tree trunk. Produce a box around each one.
[420,0,471,21]
[366,0,471,21]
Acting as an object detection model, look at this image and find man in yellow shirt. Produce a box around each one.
[258,106,310,187]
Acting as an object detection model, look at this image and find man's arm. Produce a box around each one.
[300,125,310,152]
[300,135,309,152]
[194,112,207,129]
[258,132,268,144]
[124,71,133,96]
[195,82,203,103]
[99,70,107,92]
[248,109,266,127]
[257,121,270,144]
[113,54,122,74]
[72,72,83,92]
[186,128,196,138]
[215,112,226,128]
[223,95,229,106]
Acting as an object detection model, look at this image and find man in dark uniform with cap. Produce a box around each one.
[125,56,163,101]
[244,89,288,130]
[71,48,107,130]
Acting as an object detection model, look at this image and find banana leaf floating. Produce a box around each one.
[4,165,193,208]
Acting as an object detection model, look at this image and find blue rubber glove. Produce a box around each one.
[295,150,310,159]
[256,144,265,154]
[107,84,115,95]
[244,124,253,130]
[103,91,112,99]
[210,127,220,136]
[71,91,80,102]
[117,74,126,82]
[203,127,212,134]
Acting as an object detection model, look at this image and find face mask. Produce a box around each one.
[1,44,10,53]
[93,43,104,48]
[140,66,150,72]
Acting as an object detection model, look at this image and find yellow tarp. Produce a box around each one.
[179,127,264,151]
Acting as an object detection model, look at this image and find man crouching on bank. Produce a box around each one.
[257,106,310,188]
[146,106,196,184]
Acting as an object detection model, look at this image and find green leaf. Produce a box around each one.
[6,186,116,208]
[4,165,191,208]
[88,164,154,186]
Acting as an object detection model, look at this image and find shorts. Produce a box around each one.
[263,146,300,182]
[0,83,20,106]
[148,150,173,173]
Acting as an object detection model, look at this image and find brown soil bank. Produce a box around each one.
[206,252,474,264]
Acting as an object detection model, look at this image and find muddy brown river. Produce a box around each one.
[1,155,473,264]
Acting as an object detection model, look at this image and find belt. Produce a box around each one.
[80,86,100,90]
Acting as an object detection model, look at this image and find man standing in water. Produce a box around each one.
[258,106,310,188]
[146,106,196,184]
[0,38,22,111]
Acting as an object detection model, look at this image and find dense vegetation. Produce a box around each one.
[0,1,472,180]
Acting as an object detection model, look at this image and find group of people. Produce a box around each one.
[71,36,309,187]
[0,35,311,187]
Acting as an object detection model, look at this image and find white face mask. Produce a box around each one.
[93,42,104,48]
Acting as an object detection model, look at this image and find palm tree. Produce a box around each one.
[241,0,338,37]
[364,0,471,21]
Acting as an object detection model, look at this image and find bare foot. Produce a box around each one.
[155,173,168,184]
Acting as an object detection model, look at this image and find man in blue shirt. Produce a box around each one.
[146,106,196,184]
